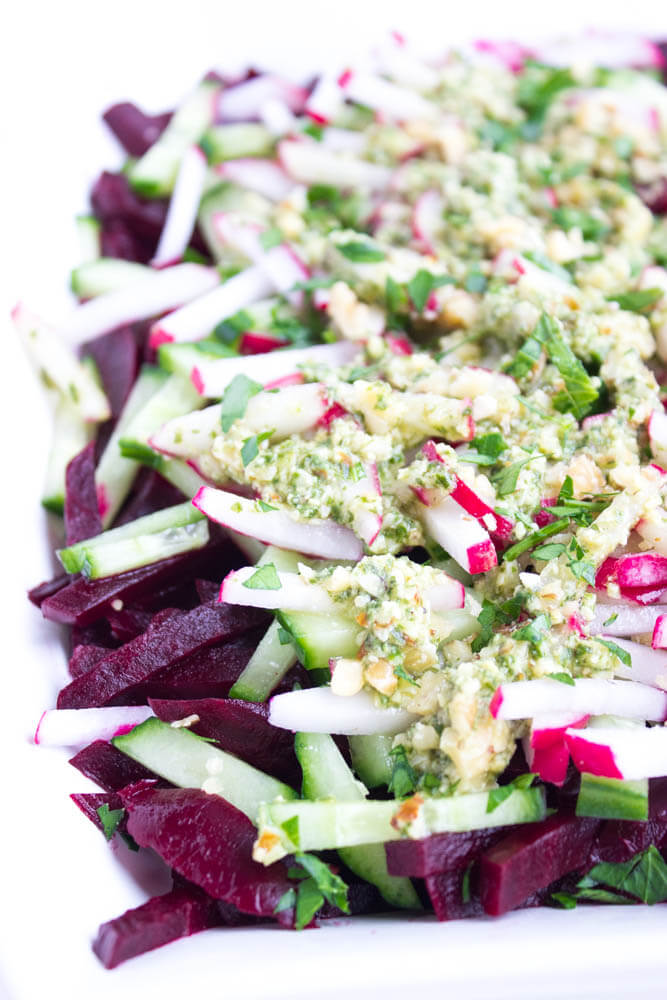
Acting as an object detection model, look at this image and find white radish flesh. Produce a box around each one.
[278,139,392,189]
[341,71,438,122]
[217,75,306,121]
[490,676,667,722]
[220,567,337,612]
[34,706,154,747]
[565,725,667,780]
[269,687,413,735]
[420,495,497,574]
[602,635,667,689]
[151,145,208,266]
[214,158,294,201]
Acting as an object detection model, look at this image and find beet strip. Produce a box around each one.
[28,572,70,608]
[68,644,109,678]
[69,740,163,792]
[93,885,223,969]
[119,783,295,925]
[64,442,103,545]
[70,791,124,833]
[81,326,139,420]
[40,539,236,625]
[57,603,267,708]
[149,697,301,786]
[479,816,600,916]
[102,103,173,158]
[385,826,515,879]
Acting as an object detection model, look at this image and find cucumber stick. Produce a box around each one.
[198,181,272,262]
[95,365,168,528]
[296,732,421,909]
[255,786,547,863]
[118,373,203,467]
[42,396,92,514]
[348,734,394,789]
[71,258,150,298]
[576,774,649,820]
[58,501,207,578]
[157,341,237,378]
[74,214,101,264]
[129,79,218,197]
[229,619,298,702]
[200,124,274,165]
[113,717,297,824]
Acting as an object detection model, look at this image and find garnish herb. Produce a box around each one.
[388,745,418,798]
[607,288,663,313]
[241,428,274,465]
[220,374,263,432]
[547,672,575,686]
[471,594,525,654]
[513,613,551,646]
[594,638,632,668]
[486,774,536,813]
[97,803,125,841]
[242,563,282,590]
[276,853,350,929]
[338,241,386,262]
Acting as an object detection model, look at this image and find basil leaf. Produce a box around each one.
[97,803,125,841]
[241,428,274,466]
[595,638,632,668]
[585,845,667,905]
[295,879,324,929]
[407,269,435,312]
[220,374,263,432]
[552,206,610,241]
[551,891,577,909]
[273,888,296,914]
[493,455,540,497]
[505,336,543,379]
[607,288,663,313]
[568,558,596,585]
[548,671,575,686]
[338,241,385,262]
[474,432,507,460]
[242,563,282,590]
[471,594,525,653]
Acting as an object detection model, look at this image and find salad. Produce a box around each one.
[19,30,667,969]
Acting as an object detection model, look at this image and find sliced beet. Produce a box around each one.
[149,697,300,786]
[195,578,220,604]
[70,618,117,652]
[119,782,295,926]
[125,630,263,702]
[64,442,102,545]
[650,777,667,821]
[81,326,139,419]
[102,102,172,158]
[588,818,667,866]
[113,469,187,527]
[479,816,600,916]
[107,605,154,643]
[424,867,485,920]
[385,826,513,878]
[69,739,163,792]
[70,791,124,832]
[91,172,168,247]
[28,572,70,608]
[100,219,153,263]
[57,603,267,708]
[93,885,223,969]
[41,539,236,625]
[69,643,109,678]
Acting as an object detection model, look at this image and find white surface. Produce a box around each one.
[2,3,667,999]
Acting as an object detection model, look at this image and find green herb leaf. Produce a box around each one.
[493,455,541,497]
[568,558,596,585]
[464,271,488,294]
[280,815,300,848]
[603,612,618,627]
[584,845,667,905]
[407,269,436,313]
[256,499,277,512]
[471,594,525,653]
[548,671,575,686]
[532,313,599,419]
[486,785,514,813]
[505,335,543,379]
[293,853,350,914]
[242,563,282,590]
[259,226,283,250]
[241,428,274,466]
[220,374,263,432]
[551,891,577,909]
[461,863,474,903]
[552,206,611,242]
[532,542,567,560]
[385,275,408,314]
[388,745,417,798]
[97,803,125,841]
[523,251,573,284]
[295,879,324,929]
[502,517,570,562]
[607,288,663,313]
[595,638,632,668]
[393,662,419,686]
[273,888,296,914]
[338,240,385,262]
[277,626,294,645]
[513,613,551,646]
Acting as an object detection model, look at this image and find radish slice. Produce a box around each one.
[616,552,667,589]
[151,145,207,267]
[522,738,570,787]
[340,461,383,546]
[239,331,290,355]
[419,494,497,574]
[12,304,112,423]
[648,409,667,469]
[220,568,338,613]
[34,706,154,747]
[57,264,220,345]
[305,74,345,125]
[194,487,364,560]
[490,677,667,722]
[191,340,360,398]
[259,98,298,136]
[589,603,667,637]
[653,614,667,650]
[150,404,223,458]
[269,687,413,735]
[211,213,309,303]
[278,139,392,189]
[319,128,367,153]
[217,74,307,121]
[341,70,438,122]
[601,636,667,689]
[214,158,294,201]
[149,267,274,348]
[565,726,667,781]
[528,712,591,749]
[412,190,443,254]
[373,35,440,92]
[534,32,665,70]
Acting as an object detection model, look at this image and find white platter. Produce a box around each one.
[2,3,667,998]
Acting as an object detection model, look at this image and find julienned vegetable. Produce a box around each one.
[21,29,667,969]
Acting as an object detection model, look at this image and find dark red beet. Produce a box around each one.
[69,740,162,792]
[41,539,236,625]
[100,219,153,263]
[71,791,124,832]
[93,885,223,969]
[64,443,103,545]
[70,619,117,652]
[57,603,267,708]
[81,326,139,419]
[588,818,667,866]
[125,631,263,702]
[637,179,667,215]
[119,783,295,925]
[69,644,109,678]
[385,826,514,878]
[651,777,667,820]
[479,816,600,916]
[107,605,154,643]
[149,697,301,786]
[91,172,168,246]
[28,572,70,608]
[425,867,485,920]
[102,102,172,158]
[195,578,220,604]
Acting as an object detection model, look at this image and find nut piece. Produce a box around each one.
[364,658,398,696]
[330,657,364,697]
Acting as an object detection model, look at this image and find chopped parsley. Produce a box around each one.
[97,803,125,841]
[607,288,663,313]
[220,374,263,432]
[338,240,385,262]
[241,428,274,465]
[388,745,418,798]
[242,563,282,590]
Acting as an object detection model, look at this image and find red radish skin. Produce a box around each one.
[489,687,503,718]
[239,331,290,355]
[616,553,667,589]
[564,733,624,780]
[525,741,570,786]
[263,372,304,390]
[652,613,667,648]
[385,334,413,356]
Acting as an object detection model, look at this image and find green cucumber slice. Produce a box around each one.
[576,774,649,821]
[348,734,394,789]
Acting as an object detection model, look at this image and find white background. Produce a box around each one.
[2,3,667,999]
